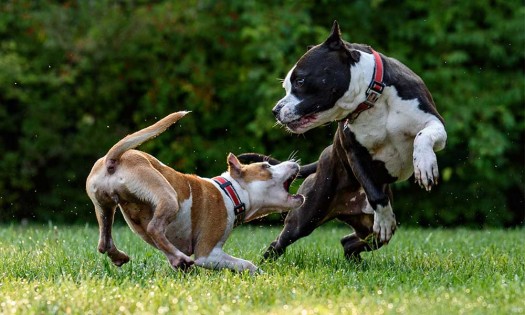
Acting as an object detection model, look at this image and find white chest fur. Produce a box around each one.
[346,86,439,182]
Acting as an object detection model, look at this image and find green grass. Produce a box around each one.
[0,223,523,315]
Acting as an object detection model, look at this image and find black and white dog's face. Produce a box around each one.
[273,22,358,133]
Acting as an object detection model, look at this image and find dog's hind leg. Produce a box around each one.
[93,201,130,266]
[264,177,333,260]
[139,177,195,271]
[146,197,194,270]
[86,160,130,266]
[340,214,383,261]
[338,186,392,260]
[263,159,339,260]
[263,146,342,260]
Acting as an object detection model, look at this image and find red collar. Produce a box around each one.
[212,176,246,226]
[345,48,385,125]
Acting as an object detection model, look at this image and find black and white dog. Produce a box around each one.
[240,21,447,260]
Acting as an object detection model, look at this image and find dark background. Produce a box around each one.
[1,0,523,227]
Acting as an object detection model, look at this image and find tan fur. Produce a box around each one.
[117,159,228,257]
[240,164,273,183]
[86,111,303,274]
[187,178,227,258]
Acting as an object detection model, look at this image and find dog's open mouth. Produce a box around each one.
[286,114,317,131]
[283,170,304,202]
[283,175,295,192]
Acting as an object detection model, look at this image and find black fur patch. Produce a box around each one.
[339,127,396,208]
[290,43,351,118]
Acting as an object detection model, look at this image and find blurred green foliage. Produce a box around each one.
[0,0,523,227]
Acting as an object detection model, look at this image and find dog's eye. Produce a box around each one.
[262,163,271,169]
[294,78,305,88]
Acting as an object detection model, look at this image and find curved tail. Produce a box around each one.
[105,111,189,174]
[237,152,318,179]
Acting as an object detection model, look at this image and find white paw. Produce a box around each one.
[373,205,396,243]
[413,148,439,191]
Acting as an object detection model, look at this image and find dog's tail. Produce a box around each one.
[237,153,317,178]
[105,111,189,174]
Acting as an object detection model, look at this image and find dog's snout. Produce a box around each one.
[272,103,284,118]
[283,161,300,174]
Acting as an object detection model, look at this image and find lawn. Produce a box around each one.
[0,223,523,314]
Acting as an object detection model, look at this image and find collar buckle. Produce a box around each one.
[233,204,245,216]
[364,80,385,107]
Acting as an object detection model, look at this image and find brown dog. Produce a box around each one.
[86,111,304,274]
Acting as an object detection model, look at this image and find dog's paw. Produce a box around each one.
[413,148,439,191]
[244,263,264,276]
[111,256,130,267]
[262,241,285,261]
[373,205,396,243]
[169,254,194,271]
[107,247,130,267]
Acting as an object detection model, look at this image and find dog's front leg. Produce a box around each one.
[94,203,130,266]
[413,120,447,191]
[369,196,396,244]
[341,127,396,243]
[195,247,261,275]
[353,174,395,243]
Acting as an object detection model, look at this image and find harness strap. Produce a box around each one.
[212,176,246,227]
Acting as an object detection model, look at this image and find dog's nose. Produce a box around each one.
[272,103,284,118]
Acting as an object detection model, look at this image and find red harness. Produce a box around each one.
[212,176,246,227]
[345,48,385,125]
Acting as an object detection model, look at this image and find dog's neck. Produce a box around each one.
[336,51,379,112]
[212,173,254,226]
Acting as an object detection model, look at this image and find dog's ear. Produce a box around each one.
[324,20,345,51]
[227,153,243,178]
[306,45,315,51]
[348,49,361,62]
[324,21,359,62]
